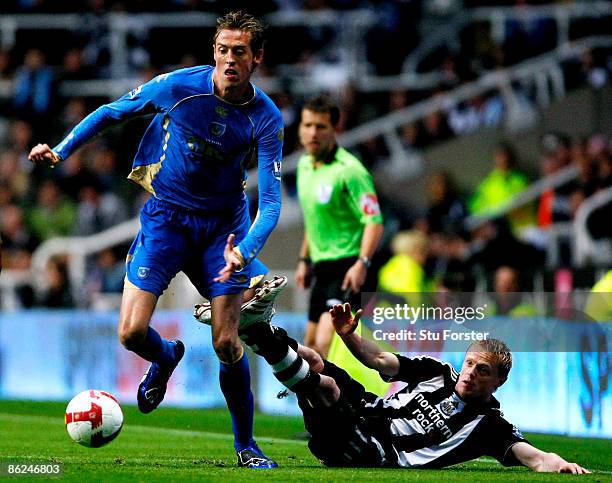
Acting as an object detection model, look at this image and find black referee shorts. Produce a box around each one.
[308,256,362,322]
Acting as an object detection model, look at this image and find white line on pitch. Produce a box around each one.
[2,413,610,474]
[0,412,304,446]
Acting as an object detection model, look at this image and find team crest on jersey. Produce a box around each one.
[209,122,226,137]
[273,160,282,181]
[215,106,228,118]
[317,184,333,204]
[439,400,457,416]
[360,193,380,216]
[277,128,284,141]
[137,267,150,279]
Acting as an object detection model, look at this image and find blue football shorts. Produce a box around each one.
[125,197,268,299]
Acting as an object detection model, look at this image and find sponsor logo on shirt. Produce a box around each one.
[317,184,333,204]
[360,193,380,216]
[187,136,225,161]
[411,392,454,439]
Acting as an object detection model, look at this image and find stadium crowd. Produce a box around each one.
[0,1,611,308]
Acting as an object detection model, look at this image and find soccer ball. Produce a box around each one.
[65,390,124,448]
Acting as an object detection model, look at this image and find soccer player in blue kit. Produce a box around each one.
[29,11,282,469]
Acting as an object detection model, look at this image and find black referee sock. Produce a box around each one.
[239,323,320,393]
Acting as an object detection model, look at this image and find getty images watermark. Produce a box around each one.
[355,292,612,352]
[371,303,490,342]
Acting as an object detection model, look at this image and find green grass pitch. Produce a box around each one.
[0,400,610,482]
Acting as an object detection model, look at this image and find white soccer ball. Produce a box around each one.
[65,390,124,448]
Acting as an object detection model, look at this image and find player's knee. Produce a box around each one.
[213,334,241,363]
[117,322,147,350]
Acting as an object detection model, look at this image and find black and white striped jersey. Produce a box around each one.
[354,355,528,468]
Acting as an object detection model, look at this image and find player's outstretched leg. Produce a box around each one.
[137,338,185,414]
[194,276,287,330]
[240,323,321,393]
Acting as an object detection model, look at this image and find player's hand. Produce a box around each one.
[215,234,244,283]
[341,260,367,294]
[329,302,361,337]
[540,453,590,474]
[556,461,591,474]
[28,143,61,168]
[295,260,312,289]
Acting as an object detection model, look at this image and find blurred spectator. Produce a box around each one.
[0,150,30,201]
[468,218,544,275]
[584,270,612,322]
[59,48,93,81]
[55,150,98,201]
[356,136,388,169]
[85,248,125,302]
[365,0,419,75]
[79,0,112,77]
[0,182,17,209]
[8,119,35,172]
[90,145,121,192]
[420,171,467,235]
[447,90,505,136]
[13,49,55,130]
[580,48,609,89]
[488,265,538,316]
[378,230,431,296]
[469,143,532,229]
[0,204,39,269]
[417,109,452,147]
[537,133,592,227]
[59,98,88,136]
[27,179,76,242]
[0,50,11,80]
[502,2,556,65]
[36,255,74,308]
[73,180,128,236]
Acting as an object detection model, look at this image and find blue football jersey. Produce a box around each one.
[53,66,284,265]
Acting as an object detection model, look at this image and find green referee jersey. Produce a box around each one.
[297,146,383,263]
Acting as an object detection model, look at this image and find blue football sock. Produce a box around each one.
[219,354,255,452]
[129,327,175,365]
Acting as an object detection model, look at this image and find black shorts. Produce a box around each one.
[298,361,383,467]
[309,257,362,322]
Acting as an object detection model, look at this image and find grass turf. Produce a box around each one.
[0,400,610,482]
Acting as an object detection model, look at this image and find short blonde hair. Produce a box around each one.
[391,230,427,257]
[467,339,512,379]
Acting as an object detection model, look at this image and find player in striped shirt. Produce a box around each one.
[237,298,590,473]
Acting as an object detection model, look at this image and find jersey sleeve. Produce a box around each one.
[381,355,458,387]
[53,72,177,160]
[236,114,283,266]
[482,414,529,467]
[342,163,383,225]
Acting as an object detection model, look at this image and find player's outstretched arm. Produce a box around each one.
[512,442,591,474]
[329,302,399,377]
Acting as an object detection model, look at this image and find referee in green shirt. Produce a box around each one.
[295,95,384,357]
